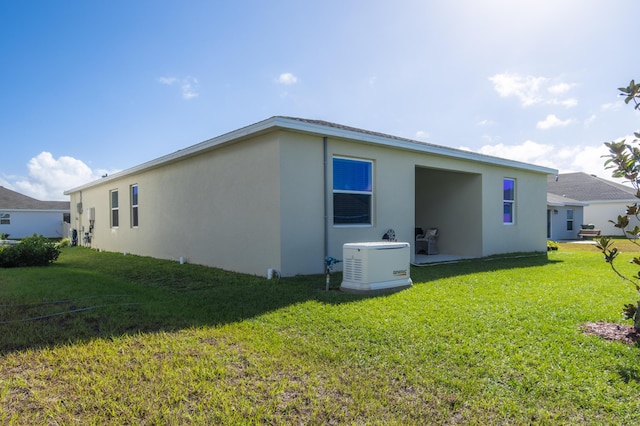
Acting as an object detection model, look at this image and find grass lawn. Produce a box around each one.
[1,243,640,424]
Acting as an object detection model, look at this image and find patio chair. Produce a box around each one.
[415,227,439,255]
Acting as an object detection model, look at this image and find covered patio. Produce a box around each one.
[413,166,483,264]
[412,253,475,266]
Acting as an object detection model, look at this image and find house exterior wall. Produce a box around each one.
[278,133,325,275]
[322,137,415,264]
[0,210,67,238]
[320,136,548,267]
[548,206,584,240]
[67,125,551,277]
[70,135,283,276]
[584,201,640,237]
[482,168,548,255]
[415,159,547,257]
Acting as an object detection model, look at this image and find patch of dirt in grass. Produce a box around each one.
[582,322,640,345]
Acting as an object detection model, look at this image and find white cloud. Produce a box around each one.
[157,77,178,85]
[536,114,574,130]
[548,82,574,95]
[180,77,199,99]
[554,98,578,108]
[489,73,547,106]
[601,102,621,111]
[7,152,112,201]
[489,72,577,108]
[584,114,597,126]
[415,130,429,140]
[157,76,199,99]
[475,140,555,167]
[465,140,624,183]
[276,72,299,85]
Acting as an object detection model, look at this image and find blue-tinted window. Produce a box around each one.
[333,158,373,225]
[333,158,372,192]
[503,178,515,224]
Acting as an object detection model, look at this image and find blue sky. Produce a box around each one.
[1,0,638,200]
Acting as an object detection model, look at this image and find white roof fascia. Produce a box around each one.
[585,199,638,204]
[0,208,69,213]
[65,116,557,194]
[547,201,589,207]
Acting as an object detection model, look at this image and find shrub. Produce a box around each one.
[0,234,61,268]
[56,238,71,248]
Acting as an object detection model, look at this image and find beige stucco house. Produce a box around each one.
[64,116,556,277]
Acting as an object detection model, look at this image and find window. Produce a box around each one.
[503,178,515,224]
[130,185,139,228]
[566,209,574,231]
[0,213,9,225]
[333,157,373,225]
[110,190,119,227]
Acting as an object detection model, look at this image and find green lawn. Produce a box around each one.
[1,245,640,424]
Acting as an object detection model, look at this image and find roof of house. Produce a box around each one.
[0,186,70,210]
[547,192,588,207]
[65,116,557,194]
[547,172,637,202]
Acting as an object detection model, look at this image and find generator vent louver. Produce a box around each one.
[344,257,363,282]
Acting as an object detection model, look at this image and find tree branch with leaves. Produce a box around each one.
[597,80,640,329]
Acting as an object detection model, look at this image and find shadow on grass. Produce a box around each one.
[0,248,558,354]
[410,252,561,284]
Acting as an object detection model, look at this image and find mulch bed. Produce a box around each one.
[581,322,640,345]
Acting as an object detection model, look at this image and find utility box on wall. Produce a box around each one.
[340,242,412,293]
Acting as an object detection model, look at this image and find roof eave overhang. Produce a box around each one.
[547,201,589,207]
[274,117,557,174]
[0,208,70,212]
[585,199,638,204]
[64,116,558,194]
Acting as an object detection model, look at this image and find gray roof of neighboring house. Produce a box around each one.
[547,172,637,202]
[65,116,558,194]
[0,186,70,210]
[547,192,588,207]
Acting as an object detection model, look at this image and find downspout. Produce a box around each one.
[323,136,329,270]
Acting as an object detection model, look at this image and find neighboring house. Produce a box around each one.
[64,116,556,277]
[547,193,588,240]
[547,172,639,237]
[0,186,70,238]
